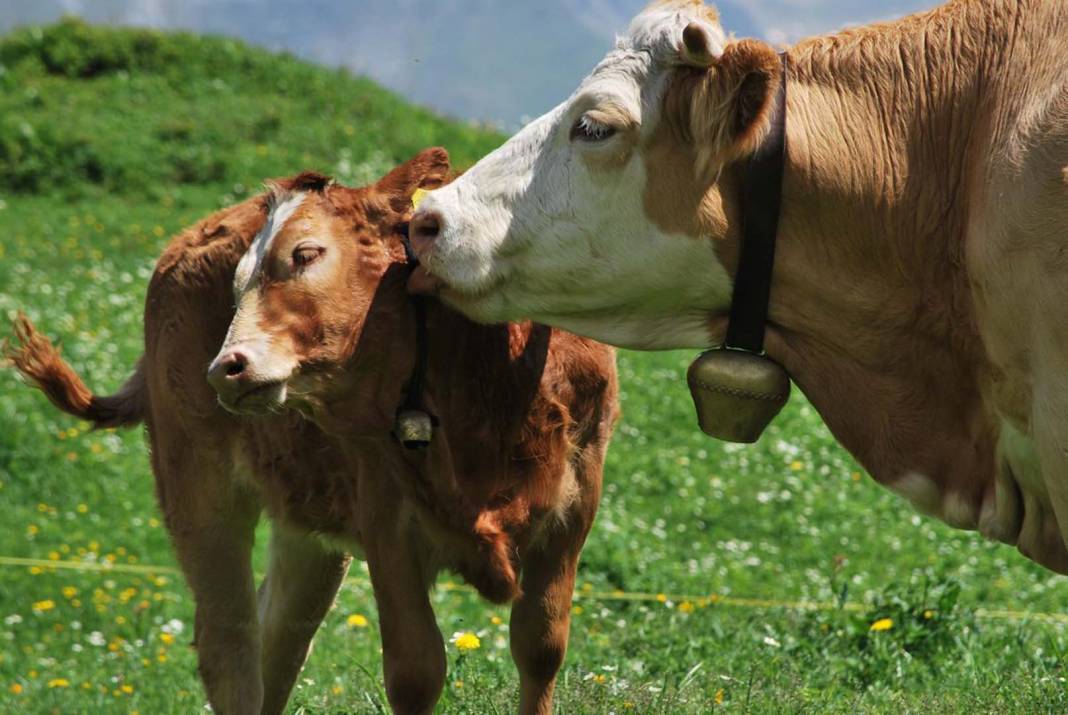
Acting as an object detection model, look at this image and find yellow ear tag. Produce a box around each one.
[412,188,430,210]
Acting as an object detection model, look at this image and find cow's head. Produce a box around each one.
[207,148,450,416]
[409,0,782,350]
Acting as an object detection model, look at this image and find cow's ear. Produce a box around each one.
[376,147,451,213]
[676,39,782,172]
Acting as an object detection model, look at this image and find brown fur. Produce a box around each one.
[642,0,1068,572]
[8,149,618,715]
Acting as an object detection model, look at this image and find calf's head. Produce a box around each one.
[207,148,450,416]
[410,0,782,349]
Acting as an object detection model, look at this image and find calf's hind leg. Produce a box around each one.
[154,437,263,714]
[258,524,351,715]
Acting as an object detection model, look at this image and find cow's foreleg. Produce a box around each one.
[1032,316,1068,572]
[365,521,445,715]
[257,524,350,715]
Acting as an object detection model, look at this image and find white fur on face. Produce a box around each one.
[213,191,308,386]
[234,193,307,298]
[413,1,731,350]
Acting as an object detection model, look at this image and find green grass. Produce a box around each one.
[2,20,1068,715]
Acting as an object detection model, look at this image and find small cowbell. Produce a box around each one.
[687,349,791,444]
[394,409,434,450]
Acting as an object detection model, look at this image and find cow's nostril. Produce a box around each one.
[410,211,443,252]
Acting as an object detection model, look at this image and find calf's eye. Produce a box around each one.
[292,244,325,269]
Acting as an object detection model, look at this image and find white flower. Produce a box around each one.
[763,636,781,648]
[161,618,184,635]
[88,631,106,647]
[4,614,22,626]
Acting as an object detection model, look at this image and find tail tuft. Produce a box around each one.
[4,312,146,430]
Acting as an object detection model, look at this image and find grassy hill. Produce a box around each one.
[2,20,1068,715]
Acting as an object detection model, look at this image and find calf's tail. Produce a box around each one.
[4,313,146,430]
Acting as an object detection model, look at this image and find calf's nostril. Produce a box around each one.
[223,351,249,379]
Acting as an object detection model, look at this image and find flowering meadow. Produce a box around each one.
[3,20,1068,714]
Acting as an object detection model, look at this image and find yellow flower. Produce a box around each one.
[32,599,55,612]
[923,610,936,620]
[490,615,503,625]
[26,524,39,535]
[870,618,894,632]
[656,593,668,603]
[790,460,804,471]
[8,683,22,695]
[346,614,369,628]
[29,566,43,575]
[453,632,481,652]
[62,587,78,599]
[47,678,70,688]
[48,551,60,561]
[454,679,464,689]
[592,674,607,684]
[678,601,695,614]
[331,685,343,695]
[121,684,134,694]
[572,605,584,616]
[715,689,725,705]
[159,633,175,645]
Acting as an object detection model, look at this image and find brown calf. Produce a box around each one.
[6,149,619,715]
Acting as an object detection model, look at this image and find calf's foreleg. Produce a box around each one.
[258,524,351,715]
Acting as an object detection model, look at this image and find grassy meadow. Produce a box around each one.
[2,20,1068,714]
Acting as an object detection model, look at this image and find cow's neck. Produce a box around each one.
[761,2,1012,508]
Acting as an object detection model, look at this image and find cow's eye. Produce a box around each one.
[292,243,325,269]
[570,115,617,143]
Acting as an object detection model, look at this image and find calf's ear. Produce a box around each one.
[672,36,782,172]
[376,147,451,213]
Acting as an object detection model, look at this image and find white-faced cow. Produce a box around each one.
[409,1,1068,572]
[7,150,619,715]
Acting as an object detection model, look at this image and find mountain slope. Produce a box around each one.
[0,0,937,126]
[0,18,503,198]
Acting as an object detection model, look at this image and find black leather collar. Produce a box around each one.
[724,53,788,354]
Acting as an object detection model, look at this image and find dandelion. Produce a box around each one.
[790,460,804,471]
[8,684,22,694]
[924,610,936,620]
[26,524,39,536]
[48,551,60,561]
[47,678,70,688]
[715,689,725,705]
[490,615,503,625]
[331,685,343,695]
[572,605,584,616]
[32,600,55,613]
[159,633,175,645]
[870,618,894,632]
[76,504,89,514]
[656,593,668,603]
[346,614,369,628]
[678,601,695,614]
[62,587,78,599]
[29,566,43,575]
[121,684,134,694]
[452,632,481,652]
[592,674,607,684]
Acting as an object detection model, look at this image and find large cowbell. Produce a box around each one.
[687,349,790,444]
